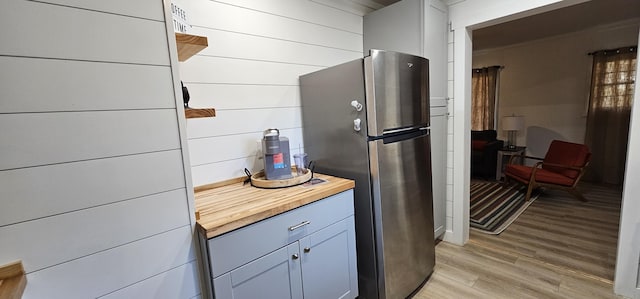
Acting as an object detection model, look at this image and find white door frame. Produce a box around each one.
[447,1,638,297]
[446,0,588,245]
[613,28,640,299]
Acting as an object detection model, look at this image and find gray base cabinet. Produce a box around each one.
[300,217,358,299]
[213,243,303,299]
[203,190,358,299]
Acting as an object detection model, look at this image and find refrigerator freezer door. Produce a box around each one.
[364,49,430,137]
[369,133,435,299]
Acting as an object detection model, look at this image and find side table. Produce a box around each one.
[496,146,526,181]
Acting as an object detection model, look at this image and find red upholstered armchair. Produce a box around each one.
[504,140,591,202]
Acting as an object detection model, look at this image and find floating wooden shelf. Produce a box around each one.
[185,107,216,119]
[175,33,208,62]
[0,261,26,299]
[175,33,214,118]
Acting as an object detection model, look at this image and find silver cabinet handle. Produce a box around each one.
[288,221,311,231]
[304,247,311,253]
[292,253,299,260]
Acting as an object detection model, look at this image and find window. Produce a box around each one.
[471,66,501,130]
[584,46,637,185]
[590,51,636,110]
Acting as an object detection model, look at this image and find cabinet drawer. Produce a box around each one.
[208,189,354,278]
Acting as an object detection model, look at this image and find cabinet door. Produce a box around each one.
[213,243,303,299]
[363,0,448,101]
[363,0,423,57]
[299,217,358,299]
[430,107,447,239]
[423,0,448,100]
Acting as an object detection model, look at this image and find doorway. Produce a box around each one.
[449,0,640,296]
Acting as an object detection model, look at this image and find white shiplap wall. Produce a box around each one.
[0,1,199,298]
[445,19,455,240]
[177,0,364,186]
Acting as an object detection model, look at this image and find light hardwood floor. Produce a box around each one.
[415,183,624,299]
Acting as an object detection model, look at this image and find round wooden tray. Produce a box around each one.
[250,167,312,188]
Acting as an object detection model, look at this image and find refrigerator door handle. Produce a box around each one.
[383,126,428,136]
[369,127,429,144]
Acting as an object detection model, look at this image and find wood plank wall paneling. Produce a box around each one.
[33,0,165,21]
[191,159,259,187]
[0,1,169,65]
[1,189,190,273]
[21,226,195,299]
[0,110,181,170]
[179,56,324,85]
[179,0,364,185]
[188,1,362,52]
[99,261,200,299]
[0,0,198,297]
[0,56,176,113]
[186,85,300,110]
[186,108,302,139]
[446,24,455,237]
[0,150,186,227]
[213,0,362,34]
[190,28,362,67]
[188,128,303,167]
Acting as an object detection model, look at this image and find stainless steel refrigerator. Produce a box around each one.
[300,49,435,299]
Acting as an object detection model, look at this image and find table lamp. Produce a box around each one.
[503,115,524,149]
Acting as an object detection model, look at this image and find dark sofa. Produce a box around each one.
[471,130,504,179]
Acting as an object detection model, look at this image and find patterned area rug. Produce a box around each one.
[470,181,539,234]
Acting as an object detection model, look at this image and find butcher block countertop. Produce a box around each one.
[195,173,355,239]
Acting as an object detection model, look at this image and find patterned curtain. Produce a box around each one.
[471,67,500,130]
[584,46,637,185]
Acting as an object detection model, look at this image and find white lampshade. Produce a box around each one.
[503,115,524,131]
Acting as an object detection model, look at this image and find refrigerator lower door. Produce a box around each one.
[369,133,435,299]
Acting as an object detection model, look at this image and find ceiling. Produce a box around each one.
[342,0,639,50]
[471,0,640,50]
[367,0,401,5]
[312,0,400,15]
